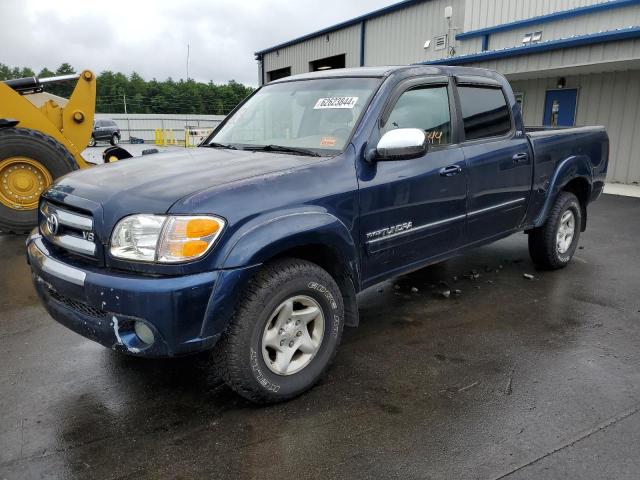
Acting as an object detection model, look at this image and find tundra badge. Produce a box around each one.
[366,222,413,241]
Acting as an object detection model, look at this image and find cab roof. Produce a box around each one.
[268,65,502,84]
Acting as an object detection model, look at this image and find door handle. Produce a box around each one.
[512,152,529,164]
[439,165,462,177]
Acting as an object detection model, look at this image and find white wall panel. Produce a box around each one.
[364,0,465,65]
[471,5,640,54]
[463,0,607,31]
[510,70,640,184]
[466,38,640,76]
[263,24,362,77]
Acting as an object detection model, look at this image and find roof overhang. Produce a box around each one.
[424,26,640,66]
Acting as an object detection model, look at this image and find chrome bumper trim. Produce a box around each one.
[28,240,86,287]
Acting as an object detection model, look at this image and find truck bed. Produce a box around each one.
[523,125,609,228]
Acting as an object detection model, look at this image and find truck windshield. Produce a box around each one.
[207,77,381,155]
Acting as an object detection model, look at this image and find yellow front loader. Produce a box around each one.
[0,71,96,233]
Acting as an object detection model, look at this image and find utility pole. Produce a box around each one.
[186,44,191,144]
[123,92,131,142]
[186,44,190,81]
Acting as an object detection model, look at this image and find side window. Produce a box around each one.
[382,86,451,146]
[458,86,511,140]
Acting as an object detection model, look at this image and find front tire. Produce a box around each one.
[214,258,344,404]
[88,136,97,147]
[528,191,582,270]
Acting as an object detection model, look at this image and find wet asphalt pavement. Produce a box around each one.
[1,194,639,480]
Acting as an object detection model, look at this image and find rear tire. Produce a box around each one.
[110,133,119,146]
[213,258,345,404]
[0,128,78,233]
[528,191,582,270]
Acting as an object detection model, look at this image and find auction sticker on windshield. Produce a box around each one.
[314,97,358,109]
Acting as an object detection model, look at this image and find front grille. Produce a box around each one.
[40,201,97,259]
[48,287,106,319]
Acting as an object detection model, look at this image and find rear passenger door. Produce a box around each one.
[456,77,532,244]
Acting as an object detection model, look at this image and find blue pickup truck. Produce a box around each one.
[27,65,608,403]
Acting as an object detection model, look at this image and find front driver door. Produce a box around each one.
[357,78,468,287]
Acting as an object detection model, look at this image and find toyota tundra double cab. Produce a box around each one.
[27,65,608,403]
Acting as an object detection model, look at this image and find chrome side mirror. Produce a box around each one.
[375,128,428,161]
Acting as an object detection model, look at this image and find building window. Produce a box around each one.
[267,67,291,82]
[522,30,543,45]
[382,86,452,145]
[309,54,346,72]
[458,86,511,140]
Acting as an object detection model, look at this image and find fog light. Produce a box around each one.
[134,321,155,345]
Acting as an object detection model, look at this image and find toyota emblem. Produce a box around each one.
[46,213,59,236]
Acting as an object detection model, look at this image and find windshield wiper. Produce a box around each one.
[207,142,238,150]
[243,144,322,157]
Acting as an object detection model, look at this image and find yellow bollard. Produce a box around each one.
[154,128,165,146]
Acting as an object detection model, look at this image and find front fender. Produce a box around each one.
[220,210,360,285]
[533,155,592,228]
[197,210,361,336]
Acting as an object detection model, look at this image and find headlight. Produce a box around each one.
[110,214,225,263]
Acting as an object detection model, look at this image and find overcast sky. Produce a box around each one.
[0,0,394,86]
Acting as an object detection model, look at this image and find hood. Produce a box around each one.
[50,147,324,216]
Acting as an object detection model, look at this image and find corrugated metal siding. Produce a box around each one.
[262,24,362,77]
[463,0,607,32]
[476,4,640,53]
[510,70,640,184]
[463,38,640,76]
[94,114,225,142]
[364,0,465,65]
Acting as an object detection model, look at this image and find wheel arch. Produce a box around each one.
[562,176,590,231]
[219,211,361,327]
[533,155,593,230]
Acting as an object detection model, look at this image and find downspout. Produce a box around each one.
[360,20,366,66]
[256,54,265,86]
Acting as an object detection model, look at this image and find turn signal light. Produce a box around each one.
[186,218,221,238]
[157,215,225,262]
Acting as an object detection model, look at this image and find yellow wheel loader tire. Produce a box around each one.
[0,128,78,233]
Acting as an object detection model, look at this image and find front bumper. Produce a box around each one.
[27,233,256,357]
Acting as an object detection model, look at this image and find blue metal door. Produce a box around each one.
[543,89,578,127]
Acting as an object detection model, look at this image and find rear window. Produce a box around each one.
[458,86,511,140]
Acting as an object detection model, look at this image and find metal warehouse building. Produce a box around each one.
[255,0,640,185]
